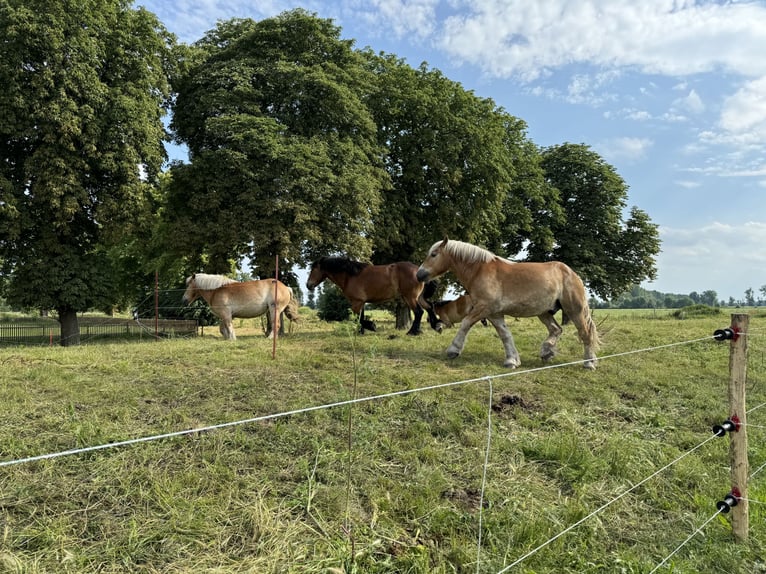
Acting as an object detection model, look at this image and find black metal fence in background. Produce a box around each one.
[0,318,198,346]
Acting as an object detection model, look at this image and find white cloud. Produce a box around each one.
[565,71,621,105]
[352,0,439,40]
[717,76,766,143]
[436,0,766,81]
[648,221,766,298]
[672,89,705,115]
[625,109,652,121]
[608,107,688,122]
[599,136,653,162]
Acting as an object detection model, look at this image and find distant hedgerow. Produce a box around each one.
[671,304,722,319]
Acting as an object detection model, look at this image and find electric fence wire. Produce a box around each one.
[495,432,721,573]
[0,331,756,572]
[647,508,725,574]
[0,334,721,469]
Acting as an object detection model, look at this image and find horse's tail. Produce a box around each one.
[584,308,600,352]
[561,265,599,353]
[283,289,301,322]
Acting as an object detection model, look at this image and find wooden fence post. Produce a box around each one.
[728,313,749,541]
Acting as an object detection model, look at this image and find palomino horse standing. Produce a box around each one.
[306,257,438,335]
[183,273,299,340]
[416,239,599,369]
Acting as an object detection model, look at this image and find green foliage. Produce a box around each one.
[0,0,176,341]
[0,5,662,344]
[593,285,722,309]
[162,12,659,302]
[361,53,545,262]
[131,281,218,325]
[671,304,723,319]
[316,284,351,322]
[164,10,387,274]
[537,144,661,300]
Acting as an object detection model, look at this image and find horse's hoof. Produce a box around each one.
[446,351,460,359]
[583,361,597,370]
[540,352,555,363]
[435,322,445,333]
[503,360,520,369]
[407,330,422,336]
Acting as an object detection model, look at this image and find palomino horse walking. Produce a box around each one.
[183,273,299,340]
[306,257,438,335]
[416,239,599,369]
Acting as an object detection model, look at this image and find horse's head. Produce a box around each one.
[182,274,199,305]
[305,259,328,290]
[416,238,451,282]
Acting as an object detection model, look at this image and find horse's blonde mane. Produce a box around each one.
[190,273,238,290]
[443,240,497,264]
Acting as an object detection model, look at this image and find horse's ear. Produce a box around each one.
[441,237,448,246]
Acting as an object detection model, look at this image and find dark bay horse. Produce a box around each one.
[183,273,300,340]
[416,239,599,369]
[306,257,438,335]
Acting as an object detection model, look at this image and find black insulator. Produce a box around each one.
[716,493,739,513]
[713,328,735,341]
[712,419,737,437]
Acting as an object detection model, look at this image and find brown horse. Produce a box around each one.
[432,294,487,330]
[416,239,599,369]
[183,273,299,340]
[306,257,438,335]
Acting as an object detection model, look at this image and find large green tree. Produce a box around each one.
[163,11,387,280]
[362,53,556,264]
[0,0,176,344]
[535,143,660,299]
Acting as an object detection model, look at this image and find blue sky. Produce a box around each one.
[137,0,766,302]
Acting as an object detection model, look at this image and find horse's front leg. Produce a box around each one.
[486,316,520,368]
[406,304,424,336]
[446,310,483,359]
[219,318,235,340]
[356,303,375,334]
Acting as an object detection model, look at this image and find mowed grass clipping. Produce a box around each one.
[0,308,764,573]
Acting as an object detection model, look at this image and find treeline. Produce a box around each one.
[0,6,663,344]
[592,285,766,309]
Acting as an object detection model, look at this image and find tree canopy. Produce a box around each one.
[0,0,177,343]
[361,53,548,263]
[163,11,387,280]
[535,143,660,300]
[163,13,659,301]
[0,6,662,331]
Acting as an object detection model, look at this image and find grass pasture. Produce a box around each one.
[0,308,765,573]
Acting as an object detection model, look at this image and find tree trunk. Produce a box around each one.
[58,308,80,346]
[394,302,412,331]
